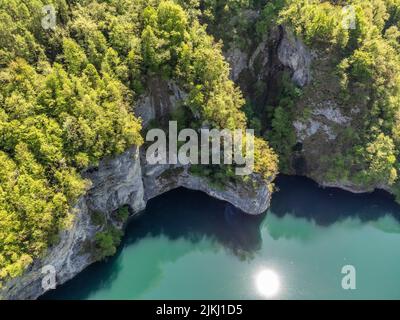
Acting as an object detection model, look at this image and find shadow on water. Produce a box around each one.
[43,175,400,299]
[123,187,264,254]
[271,175,400,225]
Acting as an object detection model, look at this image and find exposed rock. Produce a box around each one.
[225,47,248,82]
[134,95,155,128]
[293,101,352,143]
[142,161,271,216]
[1,25,313,301]
[312,102,351,125]
[278,28,311,87]
[248,36,270,77]
[2,198,95,300]
[293,119,337,141]
[83,147,146,215]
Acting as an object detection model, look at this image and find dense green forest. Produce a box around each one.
[1,0,400,286]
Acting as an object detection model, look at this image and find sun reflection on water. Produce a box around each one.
[255,269,281,298]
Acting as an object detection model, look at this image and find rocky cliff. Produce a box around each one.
[0,147,145,300]
[225,26,311,97]
[1,25,369,300]
[142,162,271,216]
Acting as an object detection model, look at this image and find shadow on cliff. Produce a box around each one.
[270,175,400,226]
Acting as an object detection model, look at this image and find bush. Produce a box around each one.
[93,226,123,261]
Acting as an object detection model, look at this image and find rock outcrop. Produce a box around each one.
[225,47,249,82]
[83,148,146,215]
[135,77,187,127]
[226,26,311,86]
[2,198,94,300]
[224,26,393,196]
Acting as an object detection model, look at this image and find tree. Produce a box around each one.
[62,38,88,75]
[361,133,398,185]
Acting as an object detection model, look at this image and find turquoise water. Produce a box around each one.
[44,176,400,300]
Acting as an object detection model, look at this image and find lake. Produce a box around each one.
[43,175,400,300]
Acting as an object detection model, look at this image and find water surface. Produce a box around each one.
[44,176,400,300]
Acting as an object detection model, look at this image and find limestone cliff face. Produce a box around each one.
[135,77,272,215]
[134,77,188,127]
[142,162,271,216]
[226,26,392,195]
[276,36,385,193]
[225,26,311,92]
[83,148,146,215]
[277,28,312,87]
[1,198,93,300]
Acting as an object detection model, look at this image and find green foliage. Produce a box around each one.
[334,2,400,187]
[0,0,147,283]
[201,0,262,49]
[279,0,349,48]
[253,137,279,181]
[242,102,262,135]
[268,106,296,171]
[189,134,278,185]
[189,164,240,190]
[63,38,88,75]
[91,211,106,227]
[267,72,300,172]
[356,133,398,186]
[116,206,130,223]
[256,0,286,37]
